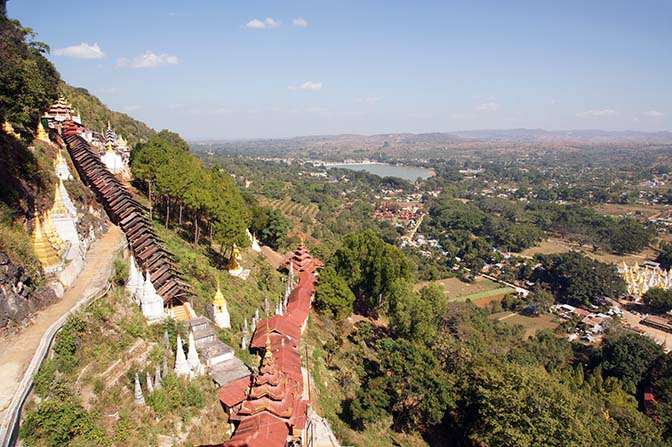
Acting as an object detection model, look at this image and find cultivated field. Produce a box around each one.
[261,197,320,219]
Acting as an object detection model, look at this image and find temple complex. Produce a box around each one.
[620,261,672,300]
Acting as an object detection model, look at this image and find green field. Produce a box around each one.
[449,287,515,302]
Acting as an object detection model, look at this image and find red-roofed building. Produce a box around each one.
[218,376,252,416]
[206,244,322,447]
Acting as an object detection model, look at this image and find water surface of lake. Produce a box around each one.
[328,163,433,182]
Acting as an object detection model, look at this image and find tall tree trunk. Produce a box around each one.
[179,203,183,226]
[193,211,199,247]
[209,222,213,248]
[165,197,170,229]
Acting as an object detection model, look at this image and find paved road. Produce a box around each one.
[0,225,124,424]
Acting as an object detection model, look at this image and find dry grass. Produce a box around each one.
[415,277,501,299]
[491,312,559,338]
[521,237,658,265]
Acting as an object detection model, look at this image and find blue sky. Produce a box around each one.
[8,0,672,139]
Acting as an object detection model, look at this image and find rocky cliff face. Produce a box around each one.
[0,252,57,334]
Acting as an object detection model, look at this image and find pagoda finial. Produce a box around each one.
[107,141,114,153]
[107,120,111,130]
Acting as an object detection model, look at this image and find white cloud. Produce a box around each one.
[576,109,618,118]
[53,42,104,59]
[245,17,280,29]
[475,101,500,112]
[125,105,142,112]
[644,110,664,117]
[288,81,322,91]
[168,12,177,16]
[117,51,179,68]
[292,18,308,27]
[304,107,327,113]
[358,96,383,104]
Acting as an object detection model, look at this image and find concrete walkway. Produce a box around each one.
[0,225,124,443]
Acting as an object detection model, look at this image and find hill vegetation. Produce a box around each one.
[61,84,154,146]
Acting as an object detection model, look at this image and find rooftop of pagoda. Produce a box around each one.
[280,244,323,273]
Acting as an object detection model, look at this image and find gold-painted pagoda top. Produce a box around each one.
[213,278,227,306]
[51,182,70,216]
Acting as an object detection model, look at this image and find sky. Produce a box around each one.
[8,0,672,139]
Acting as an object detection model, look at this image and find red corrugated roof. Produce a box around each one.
[217,376,251,408]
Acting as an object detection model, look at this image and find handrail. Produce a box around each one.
[0,242,121,447]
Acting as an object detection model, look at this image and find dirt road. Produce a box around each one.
[0,225,124,426]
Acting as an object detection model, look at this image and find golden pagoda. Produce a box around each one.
[2,121,20,138]
[36,121,50,143]
[32,214,62,272]
[42,211,66,256]
[227,243,242,272]
[51,182,70,217]
[213,279,227,311]
[211,277,231,328]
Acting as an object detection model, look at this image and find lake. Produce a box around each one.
[327,163,434,182]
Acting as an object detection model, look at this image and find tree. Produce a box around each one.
[656,243,672,270]
[352,338,453,431]
[534,252,626,306]
[599,331,664,394]
[0,16,59,130]
[608,218,654,254]
[315,266,356,320]
[330,230,411,315]
[643,288,672,313]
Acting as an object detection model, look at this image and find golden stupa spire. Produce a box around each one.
[42,211,66,255]
[213,277,226,306]
[36,121,49,143]
[32,214,62,271]
[51,182,70,216]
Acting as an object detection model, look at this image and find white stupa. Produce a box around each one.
[125,255,143,302]
[141,271,164,322]
[54,150,73,181]
[174,333,191,378]
[101,142,124,174]
[246,228,262,252]
[187,329,205,377]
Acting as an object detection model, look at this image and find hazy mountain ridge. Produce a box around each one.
[192,129,672,158]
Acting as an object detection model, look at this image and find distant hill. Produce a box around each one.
[192,128,672,159]
[61,83,154,146]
